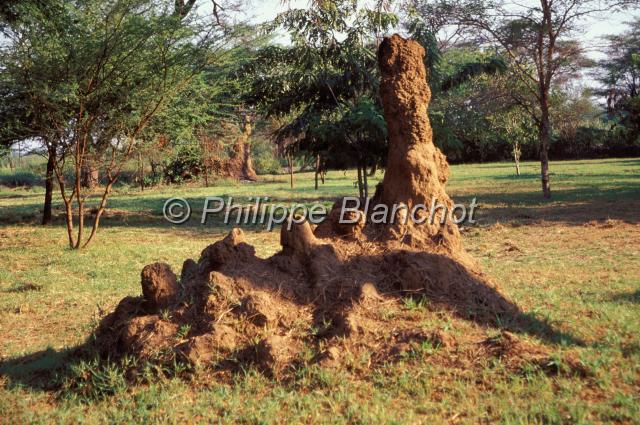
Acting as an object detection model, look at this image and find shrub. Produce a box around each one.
[252,138,283,175]
[163,142,204,184]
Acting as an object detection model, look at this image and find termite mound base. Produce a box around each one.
[95,220,578,379]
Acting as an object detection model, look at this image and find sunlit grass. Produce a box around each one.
[0,158,639,423]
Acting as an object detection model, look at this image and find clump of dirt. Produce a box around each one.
[314,199,366,239]
[140,263,180,311]
[95,34,563,379]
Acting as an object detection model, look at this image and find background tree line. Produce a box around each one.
[0,0,639,247]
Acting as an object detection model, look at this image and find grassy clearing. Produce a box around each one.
[0,158,639,423]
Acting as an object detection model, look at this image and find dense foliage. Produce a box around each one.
[243,1,397,195]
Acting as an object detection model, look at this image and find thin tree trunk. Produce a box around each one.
[513,141,521,177]
[138,151,145,191]
[356,162,364,199]
[76,196,84,249]
[539,101,552,199]
[83,181,114,248]
[203,144,209,188]
[150,161,159,186]
[17,141,22,168]
[63,198,75,248]
[314,155,320,190]
[368,163,377,177]
[287,153,294,189]
[53,165,76,249]
[74,133,86,249]
[363,161,369,199]
[42,147,55,225]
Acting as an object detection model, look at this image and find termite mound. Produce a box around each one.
[95,35,573,378]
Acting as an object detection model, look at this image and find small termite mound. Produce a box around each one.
[223,115,258,182]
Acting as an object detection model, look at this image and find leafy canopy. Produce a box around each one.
[245,0,397,169]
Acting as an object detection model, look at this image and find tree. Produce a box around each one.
[598,19,640,150]
[0,145,10,165]
[489,105,538,173]
[399,21,527,166]
[245,0,397,195]
[151,39,268,186]
[0,0,67,224]
[405,9,534,167]
[407,0,638,198]
[415,44,511,162]
[1,0,246,248]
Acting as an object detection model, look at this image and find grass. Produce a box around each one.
[0,158,639,423]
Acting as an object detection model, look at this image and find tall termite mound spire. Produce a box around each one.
[376,35,461,252]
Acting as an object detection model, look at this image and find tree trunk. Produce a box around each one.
[287,153,294,189]
[202,138,210,187]
[138,151,145,191]
[17,141,22,168]
[363,161,369,199]
[150,161,159,185]
[356,162,364,199]
[63,198,75,248]
[42,147,55,225]
[8,151,14,171]
[539,102,552,199]
[82,181,114,249]
[513,141,521,177]
[368,163,377,177]
[314,155,320,190]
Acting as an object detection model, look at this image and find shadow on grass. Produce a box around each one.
[0,346,81,391]
[333,250,587,348]
[3,175,640,230]
[1,282,43,293]
[453,184,640,225]
[0,342,134,401]
[609,289,640,304]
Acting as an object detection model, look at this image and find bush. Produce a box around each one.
[252,138,283,175]
[163,142,204,184]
